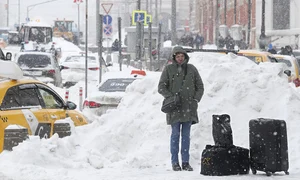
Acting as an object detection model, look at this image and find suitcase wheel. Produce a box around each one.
[285,171,289,175]
[251,168,257,175]
[266,171,272,176]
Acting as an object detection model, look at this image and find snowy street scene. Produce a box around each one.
[0,0,300,180]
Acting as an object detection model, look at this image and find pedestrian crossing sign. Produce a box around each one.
[132,10,147,26]
[146,15,152,24]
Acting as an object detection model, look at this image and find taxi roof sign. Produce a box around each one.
[0,60,23,80]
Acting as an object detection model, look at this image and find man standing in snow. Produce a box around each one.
[158,46,204,171]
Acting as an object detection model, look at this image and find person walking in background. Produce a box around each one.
[194,33,204,49]
[158,46,204,171]
[217,34,225,49]
[267,44,277,54]
[225,36,235,50]
[111,39,120,51]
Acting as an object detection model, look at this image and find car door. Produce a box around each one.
[35,83,73,137]
[36,83,66,121]
[0,84,52,138]
[36,83,87,127]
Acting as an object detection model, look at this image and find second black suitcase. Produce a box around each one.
[249,118,289,176]
[200,145,249,176]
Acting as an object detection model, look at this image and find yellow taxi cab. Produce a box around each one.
[273,54,300,87]
[0,60,88,152]
[237,50,278,63]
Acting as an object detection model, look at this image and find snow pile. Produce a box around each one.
[0,52,300,179]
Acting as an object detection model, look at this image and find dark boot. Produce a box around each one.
[182,163,193,171]
[172,163,182,171]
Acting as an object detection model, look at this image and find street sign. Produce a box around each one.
[146,15,152,24]
[132,10,147,25]
[103,25,113,36]
[103,15,112,25]
[101,3,113,14]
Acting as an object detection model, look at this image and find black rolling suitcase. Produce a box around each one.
[249,118,289,176]
[200,145,249,176]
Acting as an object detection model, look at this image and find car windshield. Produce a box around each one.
[65,56,96,63]
[0,29,9,35]
[267,56,279,63]
[18,54,51,68]
[293,51,300,57]
[276,59,292,67]
[0,48,5,60]
[98,78,136,92]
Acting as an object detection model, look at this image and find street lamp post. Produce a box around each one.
[18,0,20,26]
[74,0,83,45]
[7,0,9,27]
[27,0,60,22]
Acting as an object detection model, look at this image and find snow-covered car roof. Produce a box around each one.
[59,52,97,64]
[24,20,52,28]
[14,51,55,61]
[0,60,23,80]
[99,70,146,84]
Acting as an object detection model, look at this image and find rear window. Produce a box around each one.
[98,78,136,92]
[17,54,51,68]
[65,56,96,63]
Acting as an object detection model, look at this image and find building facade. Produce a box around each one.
[195,0,256,48]
[256,0,299,49]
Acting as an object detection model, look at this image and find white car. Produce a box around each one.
[83,70,146,116]
[59,53,109,87]
[14,51,63,87]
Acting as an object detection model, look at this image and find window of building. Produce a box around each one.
[273,0,290,30]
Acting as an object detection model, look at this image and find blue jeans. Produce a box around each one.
[170,121,192,165]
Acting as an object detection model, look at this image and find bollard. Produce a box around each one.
[65,89,69,102]
[79,87,83,111]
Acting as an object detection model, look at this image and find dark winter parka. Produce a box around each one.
[158,46,204,125]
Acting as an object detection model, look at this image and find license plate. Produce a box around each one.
[24,71,42,76]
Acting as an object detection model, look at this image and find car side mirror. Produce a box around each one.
[284,70,291,77]
[5,52,12,60]
[65,101,77,110]
[59,65,64,71]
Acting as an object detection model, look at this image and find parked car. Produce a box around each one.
[237,50,278,64]
[0,60,88,152]
[8,30,20,44]
[14,51,63,87]
[59,53,109,87]
[83,70,146,116]
[273,54,300,87]
[0,47,12,61]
